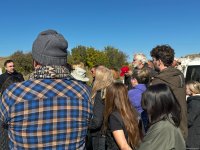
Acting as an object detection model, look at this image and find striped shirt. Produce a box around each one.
[0,78,92,149]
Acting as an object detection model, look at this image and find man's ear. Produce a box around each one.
[158,59,163,66]
[158,59,166,70]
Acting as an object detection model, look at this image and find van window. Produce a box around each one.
[185,65,200,82]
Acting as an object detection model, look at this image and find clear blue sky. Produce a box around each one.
[0,0,200,62]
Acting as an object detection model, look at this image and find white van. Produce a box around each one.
[183,59,200,82]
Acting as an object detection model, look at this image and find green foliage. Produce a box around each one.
[3,45,128,76]
[71,45,87,64]
[67,50,73,65]
[104,46,128,69]
[86,47,109,68]
[68,45,128,69]
[10,51,34,75]
[2,67,5,73]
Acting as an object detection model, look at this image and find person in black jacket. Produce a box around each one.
[0,60,24,150]
[0,60,24,95]
[186,81,200,149]
[89,65,114,150]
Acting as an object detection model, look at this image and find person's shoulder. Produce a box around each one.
[67,79,90,90]
[188,95,200,101]
[110,111,121,120]
[109,111,123,127]
[61,78,91,98]
[14,71,24,77]
[187,96,200,109]
[1,80,28,104]
[16,71,23,75]
[142,120,177,145]
[0,72,6,78]
[149,119,178,136]
[163,67,183,75]
[5,79,31,92]
[128,87,139,92]
[0,73,4,77]
[128,86,144,95]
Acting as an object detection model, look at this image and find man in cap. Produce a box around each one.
[0,30,92,149]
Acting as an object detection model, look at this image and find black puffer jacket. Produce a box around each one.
[0,71,24,94]
[186,95,200,148]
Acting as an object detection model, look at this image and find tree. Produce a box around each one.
[104,46,128,69]
[71,45,87,64]
[67,50,73,65]
[10,51,34,76]
[85,47,108,68]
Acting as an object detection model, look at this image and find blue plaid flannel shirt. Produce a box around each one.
[0,78,92,149]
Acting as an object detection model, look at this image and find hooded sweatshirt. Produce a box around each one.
[151,66,188,139]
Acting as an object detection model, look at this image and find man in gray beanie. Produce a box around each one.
[0,29,92,149]
[32,29,68,66]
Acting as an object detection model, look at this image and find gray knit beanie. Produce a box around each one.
[32,29,68,65]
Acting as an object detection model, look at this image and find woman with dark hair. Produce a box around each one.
[1,75,23,96]
[1,75,23,150]
[103,82,140,150]
[138,83,185,150]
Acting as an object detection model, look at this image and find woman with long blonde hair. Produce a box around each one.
[103,82,141,150]
[89,65,114,150]
[91,66,114,100]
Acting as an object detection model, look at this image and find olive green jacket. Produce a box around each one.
[138,119,185,150]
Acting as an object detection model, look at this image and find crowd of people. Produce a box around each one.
[0,29,200,150]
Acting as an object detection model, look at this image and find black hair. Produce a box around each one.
[4,60,14,67]
[141,83,181,127]
[150,45,175,67]
[1,76,22,96]
[65,63,73,73]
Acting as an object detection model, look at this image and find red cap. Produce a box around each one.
[120,66,129,76]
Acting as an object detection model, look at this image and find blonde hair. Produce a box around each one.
[72,62,85,69]
[186,81,200,95]
[132,68,150,84]
[134,53,148,64]
[91,66,114,100]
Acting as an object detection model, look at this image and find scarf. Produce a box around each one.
[30,66,72,79]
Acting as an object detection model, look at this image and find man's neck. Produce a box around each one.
[6,70,14,74]
[159,66,168,71]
